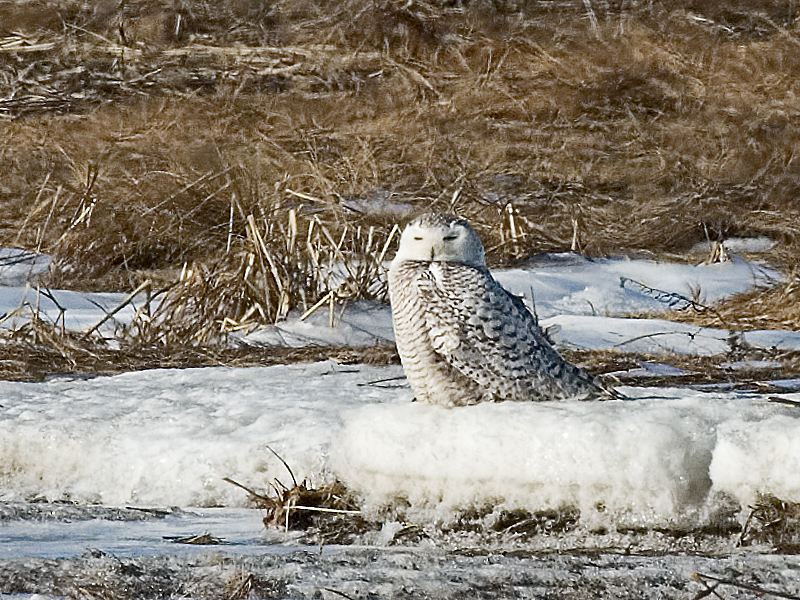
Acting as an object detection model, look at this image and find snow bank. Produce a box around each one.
[711,415,800,506]
[0,363,406,507]
[2,364,800,530]
[332,390,800,526]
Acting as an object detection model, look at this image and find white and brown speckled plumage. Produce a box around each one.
[388,213,615,407]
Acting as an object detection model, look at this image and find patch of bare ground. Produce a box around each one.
[1,0,800,376]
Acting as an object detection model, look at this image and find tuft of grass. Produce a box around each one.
[669,268,800,331]
[738,493,800,552]
[224,473,377,545]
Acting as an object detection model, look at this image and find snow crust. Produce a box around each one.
[333,389,800,526]
[2,363,799,531]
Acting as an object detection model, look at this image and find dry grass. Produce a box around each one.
[2,0,800,364]
[739,493,800,552]
[0,315,398,381]
[223,456,377,544]
[669,268,800,331]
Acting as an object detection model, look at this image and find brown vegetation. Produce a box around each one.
[2,0,800,370]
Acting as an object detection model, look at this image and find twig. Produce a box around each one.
[582,0,601,38]
[291,505,361,515]
[285,188,326,203]
[693,573,800,600]
[222,477,273,504]
[620,277,719,314]
[265,444,298,488]
[357,375,407,387]
[85,280,151,336]
[299,290,335,322]
[322,588,357,600]
[14,172,51,246]
[613,329,699,348]
[768,396,800,407]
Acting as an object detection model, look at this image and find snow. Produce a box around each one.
[1,362,799,532]
[0,286,140,331]
[1,248,800,562]
[0,249,50,287]
[244,253,794,356]
[0,362,404,507]
[494,253,778,319]
[333,389,800,527]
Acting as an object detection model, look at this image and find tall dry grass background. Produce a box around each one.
[2,0,800,376]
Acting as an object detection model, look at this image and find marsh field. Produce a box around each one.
[3,1,800,598]
[1,0,800,375]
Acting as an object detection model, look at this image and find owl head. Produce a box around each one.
[393,213,486,267]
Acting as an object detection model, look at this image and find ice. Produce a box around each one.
[0,508,280,559]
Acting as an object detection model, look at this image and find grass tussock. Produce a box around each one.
[739,493,800,552]
[669,268,800,331]
[224,463,376,544]
[2,0,800,362]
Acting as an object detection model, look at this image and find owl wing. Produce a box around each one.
[415,262,609,401]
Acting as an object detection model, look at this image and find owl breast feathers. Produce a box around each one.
[388,213,616,407]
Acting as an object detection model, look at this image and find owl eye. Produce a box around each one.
[414,236,423,241]
[443,235,458,241]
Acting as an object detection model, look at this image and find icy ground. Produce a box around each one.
[2,247,800,598]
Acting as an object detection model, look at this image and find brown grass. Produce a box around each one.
[0,315,399,381]
[2,0,800,363]
[739,493,800,552]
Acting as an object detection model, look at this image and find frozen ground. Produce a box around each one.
[2,248,800,598]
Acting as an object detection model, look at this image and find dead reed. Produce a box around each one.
[2,0,800,367]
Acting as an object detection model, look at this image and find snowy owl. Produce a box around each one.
[388,213,616,406]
